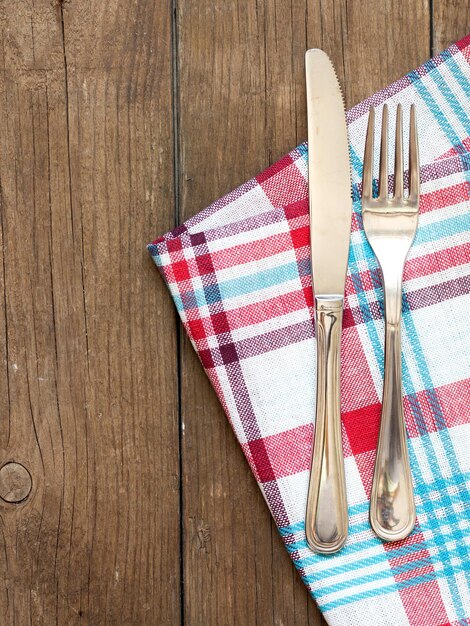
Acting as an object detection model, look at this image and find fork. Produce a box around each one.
[362,104,419,541]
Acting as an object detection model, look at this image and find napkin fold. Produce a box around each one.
[149,35,470,626]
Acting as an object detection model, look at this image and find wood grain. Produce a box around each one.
[0,0,467,624]
[176,3,290,623]
[433,0,470,54]
[0,0,179,623]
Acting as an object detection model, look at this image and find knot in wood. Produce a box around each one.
[0,463,32,503]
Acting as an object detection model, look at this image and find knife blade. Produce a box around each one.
[305,49,352,553]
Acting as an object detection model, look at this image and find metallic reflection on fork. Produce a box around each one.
[361,104,420,541]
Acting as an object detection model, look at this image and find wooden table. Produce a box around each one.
[0,1,469,624]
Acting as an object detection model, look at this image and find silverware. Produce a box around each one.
[362,104,419,541]
[305,49,352,554]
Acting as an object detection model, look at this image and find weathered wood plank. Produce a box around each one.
[177,1,431,624]
[176,0,309,622]
[433,0,470,54]
[0,0,179,623]
[305,0,431,110]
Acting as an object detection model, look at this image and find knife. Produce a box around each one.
[305,49,352,553]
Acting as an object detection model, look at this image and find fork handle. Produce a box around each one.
[370,282,415,541]
[305,296,348,553]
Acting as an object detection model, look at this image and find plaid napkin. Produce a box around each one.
[149,35,470,626]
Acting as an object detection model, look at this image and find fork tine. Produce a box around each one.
[362,107,375,201]
[394,104,404,200]
[378,104,389,200]
[409,104,420,202]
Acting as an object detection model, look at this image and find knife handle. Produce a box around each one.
[305,296,348,553]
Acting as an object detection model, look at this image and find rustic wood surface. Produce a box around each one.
[0,1,468,624]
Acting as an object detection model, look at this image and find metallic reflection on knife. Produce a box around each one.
[304,49,352,554]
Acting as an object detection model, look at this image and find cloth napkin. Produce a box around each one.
[148,35,470,626]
